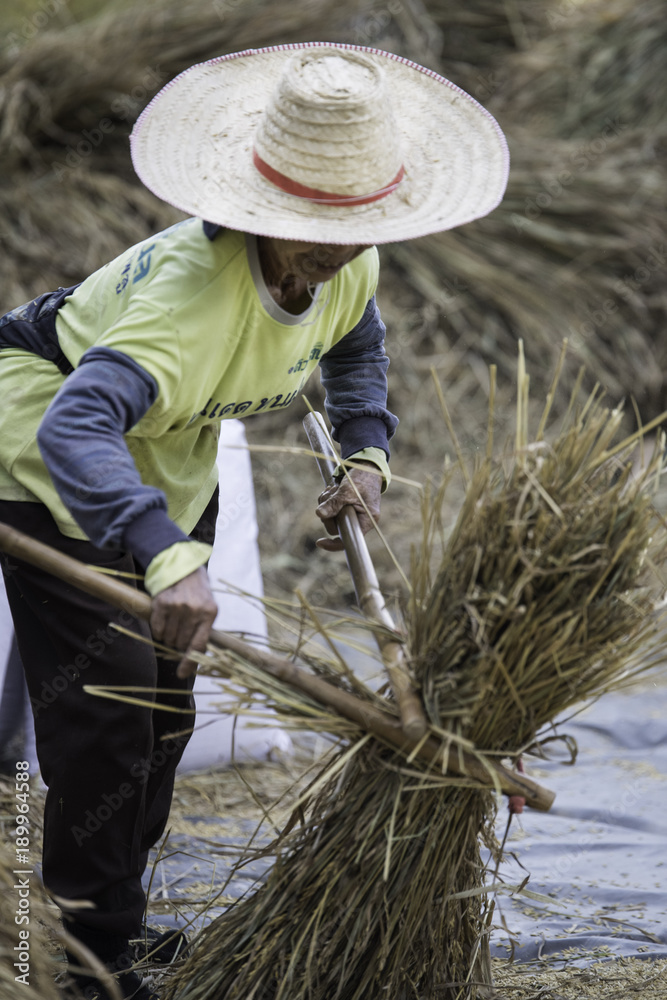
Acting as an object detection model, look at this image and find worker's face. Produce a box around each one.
[265,238,372,283]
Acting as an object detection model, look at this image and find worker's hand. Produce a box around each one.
[150,566,218,679]
[315,462,382,551]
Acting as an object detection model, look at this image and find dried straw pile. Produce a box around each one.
[0,0,497,309]
[0,0,402,309]
[388,121,666,400]
[426,0,545,92]
[381,0,667,434]
[496,0,667,137]
[0,0,316,308]
[162,361,667,1000]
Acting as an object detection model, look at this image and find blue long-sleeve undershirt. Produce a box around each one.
[36,346,190,568]
[320,297,398,459]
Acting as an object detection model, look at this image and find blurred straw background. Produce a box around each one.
[2,0,666,607]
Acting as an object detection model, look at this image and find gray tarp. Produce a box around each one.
[146,668,667,965]
[489,673,667,964]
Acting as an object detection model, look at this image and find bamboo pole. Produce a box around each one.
[0,520,554,810]
[303,411,429,741]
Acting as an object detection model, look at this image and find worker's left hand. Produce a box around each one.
[315,462,382,551]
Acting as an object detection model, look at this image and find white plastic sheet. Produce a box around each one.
[180,419,293,770]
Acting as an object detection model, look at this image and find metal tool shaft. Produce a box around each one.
[303,411,428,740]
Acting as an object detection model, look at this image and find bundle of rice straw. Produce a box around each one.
[162,353,667,1000]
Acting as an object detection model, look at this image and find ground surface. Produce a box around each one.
[140,680,667,998]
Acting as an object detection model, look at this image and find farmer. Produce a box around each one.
[0,43,508,1000]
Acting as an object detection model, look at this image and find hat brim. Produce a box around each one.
[130,43,510,245]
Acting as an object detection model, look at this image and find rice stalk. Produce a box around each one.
[162,363,667,1000]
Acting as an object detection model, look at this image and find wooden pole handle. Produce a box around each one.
[0,521,554,810]
[303,411,428,741]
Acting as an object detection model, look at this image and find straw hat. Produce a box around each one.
[130,43,509,245]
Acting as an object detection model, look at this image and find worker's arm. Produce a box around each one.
[36,347,216,673]
[317,297,397,549]
[319,296,398,467]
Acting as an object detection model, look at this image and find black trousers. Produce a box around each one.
[0,493,217,937]
[0,635,30,772]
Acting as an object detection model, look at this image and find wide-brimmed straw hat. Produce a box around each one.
[130,43,509,245]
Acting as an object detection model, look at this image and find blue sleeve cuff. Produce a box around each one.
[336,416,390,460]
[122,507,190,570]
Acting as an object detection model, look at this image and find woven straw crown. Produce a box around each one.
[253,51,404,202]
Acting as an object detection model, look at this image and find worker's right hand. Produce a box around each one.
[150,566,218,679]
[315,462,382,551]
